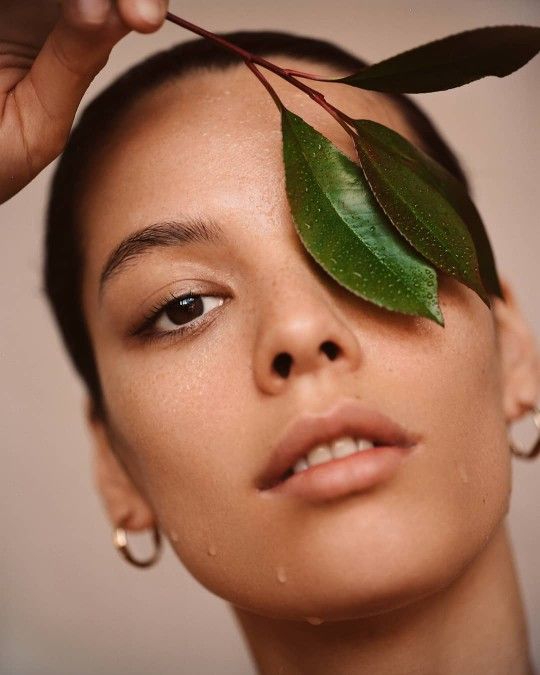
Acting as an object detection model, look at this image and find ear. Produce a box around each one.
[492,279,540,422]
[85,397,155,531]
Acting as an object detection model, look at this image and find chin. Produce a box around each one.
[288,551,473,622]
[220,510,487,623]
[227,555,469,624]
[176,462,510,623]
[258,460,512,622]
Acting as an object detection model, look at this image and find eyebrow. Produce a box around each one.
[98,217,224,298]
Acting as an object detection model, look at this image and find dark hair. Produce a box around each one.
[44,30,470,418]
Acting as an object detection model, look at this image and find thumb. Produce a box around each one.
[16,0,166,162]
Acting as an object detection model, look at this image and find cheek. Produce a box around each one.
[96,333,260,553]
[409,304,510,521]
[357,299,512,603]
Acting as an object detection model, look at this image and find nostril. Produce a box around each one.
[320,340,341,361]
[273,352,292,378]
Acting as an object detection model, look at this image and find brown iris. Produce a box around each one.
[164,296,204,325]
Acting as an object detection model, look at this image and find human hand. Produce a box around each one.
[0,0,168,204]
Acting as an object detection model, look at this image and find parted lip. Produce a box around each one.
[256,398,419,490]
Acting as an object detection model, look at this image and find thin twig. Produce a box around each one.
[165,11,359,142]
[244,61,283,110]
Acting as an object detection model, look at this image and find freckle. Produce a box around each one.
[305,616,324,625]
[169,530,179,542]
[207,544,217,556]
[276,566,287,583]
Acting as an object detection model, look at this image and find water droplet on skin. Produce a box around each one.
[305,616,324,625]
[456,463,469,484]
[169,530,179,542]
[207,544,217,556]
[276,566,287,583]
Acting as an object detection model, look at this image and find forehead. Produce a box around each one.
[79,56,418,298]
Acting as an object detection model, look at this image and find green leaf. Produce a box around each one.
[333,26,540,93]
[352,119,490,304]
[371,124,502,298]
[281,107,444,325]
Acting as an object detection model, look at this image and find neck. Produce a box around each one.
[231,523,532,675]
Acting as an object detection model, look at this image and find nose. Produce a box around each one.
[252,281,362,395]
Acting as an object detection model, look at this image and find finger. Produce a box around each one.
[115,0,168,34]
[14,2,128,162]
[17,0,169,150]
[4,0,170,198]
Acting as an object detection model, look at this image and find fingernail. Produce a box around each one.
[136,0,165,25]
[75,0,111,24]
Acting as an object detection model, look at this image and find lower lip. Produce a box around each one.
[260,446,412,503]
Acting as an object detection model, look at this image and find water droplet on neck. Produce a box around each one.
[169,530,179,543]
[207,544,217,556]
[305,616,324,625]
[276,566,287,583]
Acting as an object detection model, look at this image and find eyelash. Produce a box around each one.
[131,288,224,344]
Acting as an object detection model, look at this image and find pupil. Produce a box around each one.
[165,296,203,325]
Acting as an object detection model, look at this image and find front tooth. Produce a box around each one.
[356,438,375,451]
[331,436,357,459]
[306,444,333,466]
[293,457,309,474]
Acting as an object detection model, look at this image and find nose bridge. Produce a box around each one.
[252,268,362,393]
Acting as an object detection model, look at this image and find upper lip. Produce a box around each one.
[257,398,419,490]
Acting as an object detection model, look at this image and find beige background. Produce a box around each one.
[2,1,539,673]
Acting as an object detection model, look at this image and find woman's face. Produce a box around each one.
[79,57,512,620]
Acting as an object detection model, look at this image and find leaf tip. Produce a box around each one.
[429,301,445,327]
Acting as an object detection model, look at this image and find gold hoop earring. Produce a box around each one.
[112,518,162,568]
[509,406,540,459]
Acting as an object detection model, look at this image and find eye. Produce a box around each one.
[154,293,224,334]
